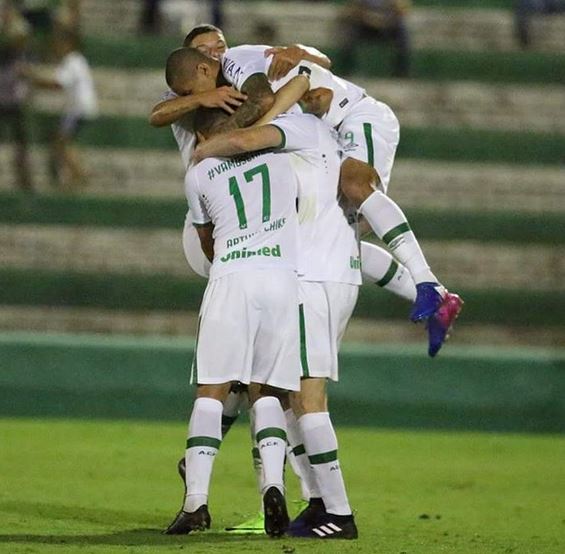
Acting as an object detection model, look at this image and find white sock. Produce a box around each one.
[299,412,351,516]
[359,190,438,284]
[249,409,265,512]
[360,241,417,302]
[253,396,287,495]
[183,397,223,512]
[284,408,318,501]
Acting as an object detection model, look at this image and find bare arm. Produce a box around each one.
[219,74,275,132]
[149,87,247,127]
[253,75,310,127]
[265,45,332,81]
[195,224,215,262]
[192,125,283,164]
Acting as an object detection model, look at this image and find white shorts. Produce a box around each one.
[191,269,301,391]
[182,211,211,279]
[298,281,358,381]
[338,96,400,193]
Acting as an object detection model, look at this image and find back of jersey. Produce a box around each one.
[272,114,361,285]
[186,150,299,280]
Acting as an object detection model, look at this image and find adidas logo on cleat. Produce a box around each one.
[312,522,343,537]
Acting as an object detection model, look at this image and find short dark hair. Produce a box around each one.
[165,47,210,89]
[193,107,230,138]
[183,24,223,47]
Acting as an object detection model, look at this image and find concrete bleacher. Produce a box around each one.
[1,1,564,353]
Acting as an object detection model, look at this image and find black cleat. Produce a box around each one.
[263,486,289,537]
[289,497,326,533]
[288,511,358,539]
[163,505,211,535]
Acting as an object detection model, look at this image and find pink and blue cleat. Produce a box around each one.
[426,292,464,357]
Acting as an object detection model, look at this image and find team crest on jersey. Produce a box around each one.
[342,131,358,151]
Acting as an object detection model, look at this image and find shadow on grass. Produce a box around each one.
[0,527,274,546]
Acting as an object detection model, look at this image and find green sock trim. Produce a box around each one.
[252,447,260,460]
[363,122,374,167]
[292,444,306,457]
[299,304,310,378]
[382,222,411,246]
[187,436,221,449]
[308,449,338,465]
[376,260,399,287]
[256,427,287,443]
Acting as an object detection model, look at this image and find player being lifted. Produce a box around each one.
[164,107,305,537]
[161,40,462,357]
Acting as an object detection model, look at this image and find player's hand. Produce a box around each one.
[198,87,247,114]
[265,46,304,81]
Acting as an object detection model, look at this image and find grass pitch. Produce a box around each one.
[1,418,564,553]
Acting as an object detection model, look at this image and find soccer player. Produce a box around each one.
[192,111,362,539]
[165,44,463,356]
[164,107,303,537]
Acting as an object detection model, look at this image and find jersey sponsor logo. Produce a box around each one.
[220,244,281,263]
[339,98,349,108]
[349,256,361,270]
[298,65,311,76]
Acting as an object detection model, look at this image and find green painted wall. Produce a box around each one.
[1,333,563,433]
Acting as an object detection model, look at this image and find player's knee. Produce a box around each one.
[340,158,380,208]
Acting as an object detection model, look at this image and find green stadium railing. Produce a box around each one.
[81,34,565,84]
[0,269,563,327]
[1,332,563,432]
[1,193,563,245]
[26,112,565,165]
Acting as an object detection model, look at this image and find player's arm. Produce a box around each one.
[149,87,247,127]
[192,125,284,164]
[195,223,215,262]
[265,45,332,81]
[253,75,310,126]
[21,66,62,90]
[219,73,275,132]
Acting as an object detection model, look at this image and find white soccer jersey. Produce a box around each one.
[161,89,196,169]
[272,114,361,286]
[185,149,300,281]
[220,45,365,128]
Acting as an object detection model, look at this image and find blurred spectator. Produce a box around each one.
[140,0,161,35]
[54,0,81,32]
[211,0,223,28]
[515,0,565,48]
[0,1,33,192]
[340,0,412,78]
[26,28,97,189]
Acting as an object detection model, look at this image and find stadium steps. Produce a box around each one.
[15,112,565,166]
[1,221,563,289]
[33,69,565,134]
[78,0,565,54]
[1,150,563,215]
[1,331,563,431]
[77,34,565,84]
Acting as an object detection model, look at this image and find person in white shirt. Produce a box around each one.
[164,107,305,538]
[27,28,97,188]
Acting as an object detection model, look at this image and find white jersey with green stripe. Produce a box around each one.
[185,150,300,281]
[272,114,362,285]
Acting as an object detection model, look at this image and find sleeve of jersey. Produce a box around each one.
[185,168,211,226]
[271,114,319,153]
[222,48,269,90]
[55,60,73,88]
[271,59,314,90]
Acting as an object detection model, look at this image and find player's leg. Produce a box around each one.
[249,269,302,537]
[288,282,358,539]
[164,382,230,535]
[360,240,416,302]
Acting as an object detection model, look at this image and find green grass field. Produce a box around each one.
[1,419,564,553]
